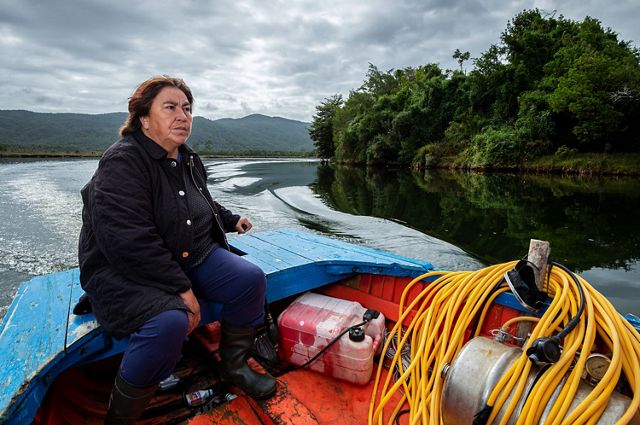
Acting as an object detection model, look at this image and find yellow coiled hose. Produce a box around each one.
[368,262,640,425]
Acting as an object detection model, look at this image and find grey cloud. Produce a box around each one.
[200,102,220,112]
[240,101,253,115]
[15,87,63,108]
[0,0,638,122]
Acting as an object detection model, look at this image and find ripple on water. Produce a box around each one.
[0,161,96,321]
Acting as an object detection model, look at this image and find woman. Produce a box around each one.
[78,76,276,424]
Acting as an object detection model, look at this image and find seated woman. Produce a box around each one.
[78,76,276,424]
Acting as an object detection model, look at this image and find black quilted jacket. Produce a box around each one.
[78,131,239,338]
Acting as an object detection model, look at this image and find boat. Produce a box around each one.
[1,228,638,424]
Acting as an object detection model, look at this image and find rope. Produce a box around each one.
[368,262,640,425]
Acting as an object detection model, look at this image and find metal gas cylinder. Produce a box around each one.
[441,336,639,425]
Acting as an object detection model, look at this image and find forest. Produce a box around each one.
[309,9,640,171]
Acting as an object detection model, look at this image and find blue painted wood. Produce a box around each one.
[233,234,311,269]
[259,229,431,268]
[227,237,302,274]
[0,270,75,423]
[0,228,435,423]
[234,229,434,302]
[66,272,98,346]
[231,229,434,302]
[626,313,640,332]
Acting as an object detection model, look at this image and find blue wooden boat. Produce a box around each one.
[1,228,638,424]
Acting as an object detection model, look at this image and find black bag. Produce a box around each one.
[252,311,279,365]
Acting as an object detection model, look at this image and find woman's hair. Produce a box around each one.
[119,75,194,136]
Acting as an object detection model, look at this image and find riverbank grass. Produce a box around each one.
[527,152,640,175]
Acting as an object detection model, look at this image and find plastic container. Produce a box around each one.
[277,292,385,385]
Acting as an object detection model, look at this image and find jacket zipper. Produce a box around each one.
[189,154,231,251]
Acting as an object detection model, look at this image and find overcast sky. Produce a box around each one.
[0,0,638,122]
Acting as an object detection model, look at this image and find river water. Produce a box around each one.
[0,158,638,320]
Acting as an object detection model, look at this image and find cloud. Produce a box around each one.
[0,0,638,122]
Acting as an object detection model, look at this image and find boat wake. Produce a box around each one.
[269,186,483,271]
[0,162,86,277]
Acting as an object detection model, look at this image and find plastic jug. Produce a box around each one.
[277,292,385,384]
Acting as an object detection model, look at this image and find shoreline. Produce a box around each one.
[334,152,640,177]
[0,153,101,158]
[0,151,318,160]
[3,151,640,177]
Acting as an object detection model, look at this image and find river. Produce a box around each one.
[0,158,638,321]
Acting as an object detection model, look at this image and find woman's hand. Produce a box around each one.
[235,216,253,234]
[179,288,201,334]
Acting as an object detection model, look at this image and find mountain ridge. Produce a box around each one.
[0,110,313,153]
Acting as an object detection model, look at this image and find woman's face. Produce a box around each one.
[141,86,192,157]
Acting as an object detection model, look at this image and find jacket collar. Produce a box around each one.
[132,130,196,160]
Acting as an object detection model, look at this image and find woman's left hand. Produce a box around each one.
[179,288,201,334]
[235,217,253,234]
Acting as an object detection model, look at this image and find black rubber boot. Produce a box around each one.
[219,324,277,399]
[104,373,157,425]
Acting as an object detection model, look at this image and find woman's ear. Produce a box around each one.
[140,116,149,130]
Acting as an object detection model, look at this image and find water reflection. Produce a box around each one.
[314,166,640,270]
[312,165,640,314]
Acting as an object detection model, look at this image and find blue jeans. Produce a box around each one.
[119,247,267,386]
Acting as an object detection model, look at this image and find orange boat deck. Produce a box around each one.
[33,274,523,425]
[34,339,405,425]
[188,366,402,425]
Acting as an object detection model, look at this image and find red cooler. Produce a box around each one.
[277,292,385,385]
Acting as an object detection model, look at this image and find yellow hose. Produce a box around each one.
[368,262,640,425]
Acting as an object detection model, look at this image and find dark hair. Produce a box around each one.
[119,76,194,136]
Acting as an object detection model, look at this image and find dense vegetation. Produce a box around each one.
[309,10,640,171]
[0,111,313,155]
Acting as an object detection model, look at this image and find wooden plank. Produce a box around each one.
[262,229,378,262]
[66,271,101,348]
[0,270,73,417]
[263,264,353,302]
[225,238,281,275]
[228,238,283,273]
[231,229,432,276]
[272,229,433,269]
[254,230,397,266]
[232,229,434,302]
[527,239,550,291]
[228,235,310,271]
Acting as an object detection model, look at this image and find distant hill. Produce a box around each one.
[0,110,313,154]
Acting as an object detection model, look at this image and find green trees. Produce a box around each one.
[309,95,343,159]
[452,49,470,73]
[546,18,640,151]
[308,9,640,168]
